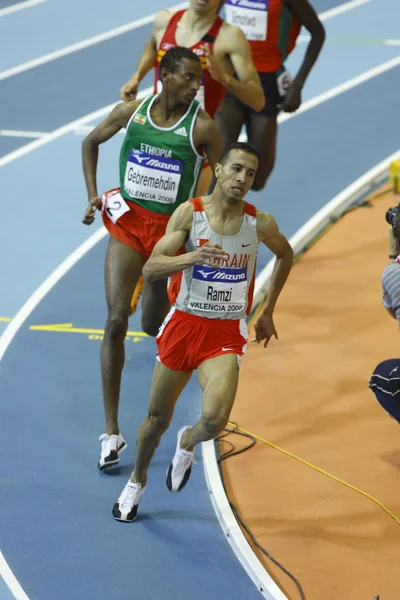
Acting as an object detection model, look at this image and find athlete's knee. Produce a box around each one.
[105,312,129,342]
[147,411,172,435]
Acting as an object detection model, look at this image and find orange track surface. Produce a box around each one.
[221,185,400,600]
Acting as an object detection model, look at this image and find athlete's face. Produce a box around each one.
[162,59,203,106]
[190,0,222,16]
[215,150,258,202]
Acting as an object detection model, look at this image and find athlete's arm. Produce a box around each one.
[193,110,223,173]
[143,203,227,281]
[207,26,265,112]
[82,100,141,225]
[254,212,293,347]
[281,0,325,112]
[120,10,171,102]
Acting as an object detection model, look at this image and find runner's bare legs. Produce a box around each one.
[102,236,144,435]
[181,353,239,450]
[131,361,193,486]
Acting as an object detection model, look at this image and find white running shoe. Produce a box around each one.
[98,433,127,471]
[166,426,195,492]
[112,480,145,522]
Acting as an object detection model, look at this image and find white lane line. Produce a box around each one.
[3,52,400,169]
[0,102,114,167]
[0,0,48,17]
[0,85,151,169]
[0,0,370,81]
[73,125,125,136]
[298,35,400,45]
[0,2,189,81]
[0,232,108,600]
[0,226,107,363]
[318,0,373,20]
[236,53,400,143]
[0,552,30,600]
[278,54,400,124]
[0,129,46,138]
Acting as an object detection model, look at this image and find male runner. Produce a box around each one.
[81,47,222,471]
[111,141,293,522]
[120,0,265,195]
[217,0,325,190]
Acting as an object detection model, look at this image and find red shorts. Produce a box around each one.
[101,188,170,259]
[156,308,248,372]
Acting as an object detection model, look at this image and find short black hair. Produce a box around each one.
[159,46,201,74]
[220,142,260,165]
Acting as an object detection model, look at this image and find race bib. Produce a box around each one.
[224,0,268,41]
[188,265,248,314]
[157,78,205,109]
[102,190,129,224]
[124,149,182,205]
[277,68,292,97]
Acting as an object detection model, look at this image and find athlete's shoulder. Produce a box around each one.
[216,20,248,49]
[256,210,278,235]
[195,107,214,124]
[153,9,173,31]
[110,99,143,125]
[169,201,195,231]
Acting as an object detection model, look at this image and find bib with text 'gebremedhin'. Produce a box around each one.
[119,95,205,216]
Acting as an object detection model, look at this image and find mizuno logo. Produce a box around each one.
[198,269,216,278]
[174,126,188,137]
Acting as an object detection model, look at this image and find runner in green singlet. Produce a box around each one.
[81,47,222,471]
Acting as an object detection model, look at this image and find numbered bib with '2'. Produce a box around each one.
[102,190,130,224]
[188,265,248,315]
[225,0,268,41]
[124,149,183,205]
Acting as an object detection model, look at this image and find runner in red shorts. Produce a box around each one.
[111,141,293,522]
[81,47,222,471]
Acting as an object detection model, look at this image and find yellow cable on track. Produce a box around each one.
[227,421,400,526]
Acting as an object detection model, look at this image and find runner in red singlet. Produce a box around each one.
[218,0,325,190]
[120,0,265,196]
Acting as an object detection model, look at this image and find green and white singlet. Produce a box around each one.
[119,95,205,216]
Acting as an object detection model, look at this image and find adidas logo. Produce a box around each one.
[174,126,188,137]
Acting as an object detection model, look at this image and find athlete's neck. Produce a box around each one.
[204,191,245,221]
[153,95,187,122]
[183,7,217,32]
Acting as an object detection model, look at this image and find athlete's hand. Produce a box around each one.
[202,43,228,86]
[120,74,140,102]
[254,313,278,348]
[192,243,228,267]
[281,81,302,113]
[82,196,101,225]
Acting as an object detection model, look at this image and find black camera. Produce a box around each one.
[386,205,400,228]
